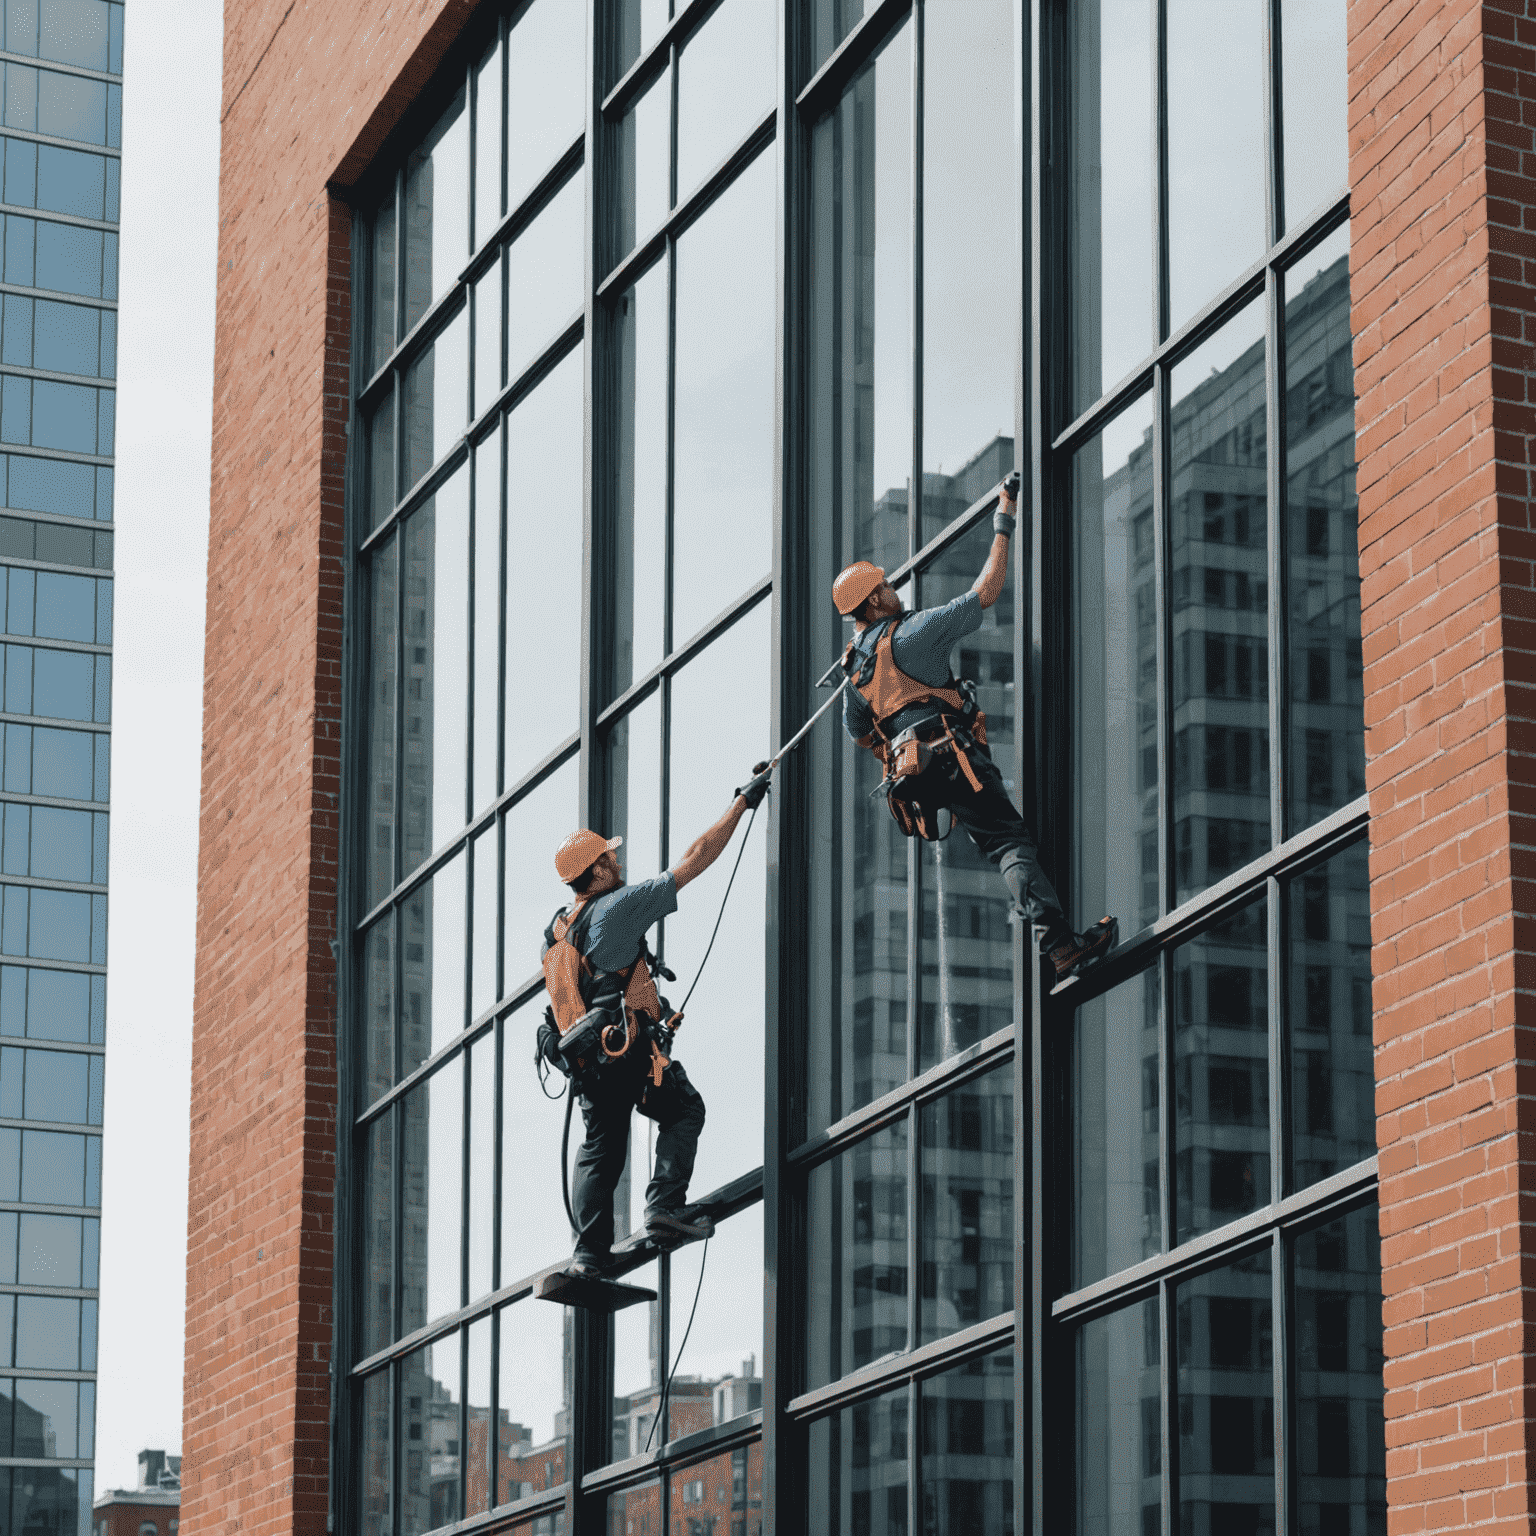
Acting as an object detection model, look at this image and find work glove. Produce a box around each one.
[994,471,1020,536]
[736,760,772,810]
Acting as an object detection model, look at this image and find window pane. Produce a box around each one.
[667,603,770,1194]
[608,1482,662,1536]
[362,1109,393,1358]
[919,1066,1012,1345]
[472,435,501,813]
[470,826,498,1020]
[402,305,469,489]
[1077,1297,1160,1536]
[613,1258,661,1462]
[502,758,578,991]
[371,194,397,372]
[473,259,502,419]
[401,849,467,1072]
[18,1213,80,1286]
[400,1058,464,1333]
[16,1295,81,1367]
[1177,1247,1275,1532]
[503,345,582,784]
[922,1351,1013,1530]
[922,0,1015,488]
[807,1389,907,1536]
[400,1333,461,1536]
[363,918,396,1112]
[915,520,1017,1070]
[1074,963,1160,1289]
[1167,0,1266,330]
[616,69,669,265]
[1171,301,1271,904]
[610,261,667,695]
[1073,394,1157,931]
[360,1369,391,1536]
[403,85,469,331]
[467,1029,494,1298]
[806,1120,908,1390]
[1286,226,1363,832]
[473,36,503,251]
[1174,897,1268,1244]
[668,1443,762,1535]
[497,1298,570,1502]
[401,467,470,867]
[809,0,875,72]
[15,1377,79,1456]
[666,1212,763,1441]
[368,388,395,529]
[367,535,398,905]
[1290,840,1373,1187]
[1295,1207,1386,1532]
[606,691,663,892]
[676,0,774,205]
[1282,0,1347,227]
[466,1316,491,1517]
[506,0,585,213]
[1070,0,1155,412]
[500,993,575,1286]
[505,175,582,382]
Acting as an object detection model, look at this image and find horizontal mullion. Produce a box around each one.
[0,1456,94,1469]
[787,1026,1013,1171]
[0,362,113,389]
[1050,1156,1378,1326]
[349,1167,764,1375]
[0,284,114,313]
[601,0,724,118]
[794,0,911,121]
[580,1411,763,1497]
[0,1115,99,1134]
[0,124,117,158]
[0,439,109,465]
[1051,793,1369,1008]
[0,790,110,814]
[0,872,105,894]
[0,1199,98,1215]
[595,108,775,302]
[595,576,773,730]
[0,554,114,577]
[469,309,584,437]
[785,1310,1015,1421]
[0,1282,94,1299]
[0,714,107,737]
[1051,187,1351,458]
[353,732,579,933]
[0,1362,94,1375]
[0,1034,103,1054]
[402,1484,569,1536]
[0,633,109,655]
[0,49,119,84]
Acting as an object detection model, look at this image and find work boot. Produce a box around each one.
[646,1208,715,1248]
[1046,916,1118,981]
[567,1252,611,1280]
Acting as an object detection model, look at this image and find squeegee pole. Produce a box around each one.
[768,677,850,772]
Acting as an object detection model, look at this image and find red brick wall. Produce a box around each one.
[188,5,475,1536]
[1352,0,1536,1527]
[94,1502,180,1536]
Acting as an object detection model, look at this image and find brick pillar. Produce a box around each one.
[1352,0,1536,1527]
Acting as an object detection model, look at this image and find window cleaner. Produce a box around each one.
[537,768,771,1282]
[833,470,1117,982]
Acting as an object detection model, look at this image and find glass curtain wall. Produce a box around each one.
[0,3,120,1533]
[340,1,1381,1534]
[1052,1,1380,1532]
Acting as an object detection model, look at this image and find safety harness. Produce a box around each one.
[841,617,989,841]
[540,901,674,1091]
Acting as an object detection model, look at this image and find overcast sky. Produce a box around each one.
[94,0,221,1492]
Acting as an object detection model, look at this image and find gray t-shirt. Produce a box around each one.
[571,872,679,973]
[842,589,983,740]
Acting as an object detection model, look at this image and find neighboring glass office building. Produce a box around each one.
[0,1,120,1533]
[339,0,1377,1532]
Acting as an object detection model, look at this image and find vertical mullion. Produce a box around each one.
[664,234,678,660]
[907,1101,919,1355]
[1268,873,1284,1210]
[1267,0,1285,244]
[907,1375,920,1536]
[910,0,924,541]
[497,415,508,802]
[1271,1225,1290,1536]
[488,1301,502,1514]
[1159,1275,1174,1536]
[491,1015,504,1295]
[658,1249,673,1445]
[1151,362,1171,917]
[457,1323,469,1518]
[499,11,509,227]
[1152,0,1168,346]
[658,673,672,965]
[1267,263,1286,848]
[1159,948,1173,1255]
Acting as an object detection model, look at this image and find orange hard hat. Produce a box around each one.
[554,828,623,883]
[832,561,886,616]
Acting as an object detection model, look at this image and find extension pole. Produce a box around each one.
[766,676,850,773]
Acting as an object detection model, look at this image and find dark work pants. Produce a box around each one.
[903,743,1069,942]
[572,1056,707,1264]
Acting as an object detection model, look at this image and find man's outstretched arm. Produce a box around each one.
[671,764,769,888]
[972,475,1018,611]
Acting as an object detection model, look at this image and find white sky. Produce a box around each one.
[94,0,222,1493]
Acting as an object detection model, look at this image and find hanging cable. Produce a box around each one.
[645,1236,709,1452]
[677,802,758,1015]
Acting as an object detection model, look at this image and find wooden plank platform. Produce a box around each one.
[534,1268,658,1311]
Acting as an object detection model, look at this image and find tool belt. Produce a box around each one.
[538,992,681,1095]
[873,701,989,842]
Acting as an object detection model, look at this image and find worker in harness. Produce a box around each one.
[540,767,771,1281]
[834,473,1116,981]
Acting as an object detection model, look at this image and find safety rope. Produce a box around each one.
[645,1236,709,1453]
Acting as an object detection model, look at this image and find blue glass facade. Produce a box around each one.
[0,2,119,1532]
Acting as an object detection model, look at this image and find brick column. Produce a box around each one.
[188,5,475,1534]
[1352,0,1536,1528]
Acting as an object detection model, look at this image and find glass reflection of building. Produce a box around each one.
[0,4,120,1535]
[337,1,1382,1533]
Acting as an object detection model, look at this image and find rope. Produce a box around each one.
[645,1236,709,1452]
[678,803,759,1015]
